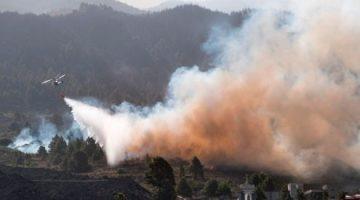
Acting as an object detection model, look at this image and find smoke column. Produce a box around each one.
[65,1,360,178]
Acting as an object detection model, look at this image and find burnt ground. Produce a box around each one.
[0,157,359,200]
[0,165,151,200]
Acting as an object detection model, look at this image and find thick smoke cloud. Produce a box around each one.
[65,1,360,178]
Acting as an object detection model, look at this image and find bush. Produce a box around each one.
[204,179,218,197]
[113,192,127,200]
[256,186,267,200]
[188,179,204,192]
[177,178,192,197]
[117,168,126,175]
[250,172,268,187]
[15,153,25,166]
[217,181,232,197]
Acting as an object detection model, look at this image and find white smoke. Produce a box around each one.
[8,117,86,153]
[9,118,58,153]
[8,97,107,153]
[66,0,360,178]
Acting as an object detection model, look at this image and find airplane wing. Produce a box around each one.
[57,74,66,80]
[41,79,52,84]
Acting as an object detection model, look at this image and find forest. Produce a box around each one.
[0,4,250,112]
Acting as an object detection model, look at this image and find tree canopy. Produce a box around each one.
[145,156,176,200]
[190,156,204,180]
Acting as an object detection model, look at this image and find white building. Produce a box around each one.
[288,183,304,200]
[238,178,256,200]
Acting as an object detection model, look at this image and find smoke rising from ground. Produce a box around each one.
[9,118,57,153]
[66,1,360,178]
[9,117,85,153]
[8,98,104,153]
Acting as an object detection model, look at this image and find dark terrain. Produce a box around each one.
[0,165,150,200]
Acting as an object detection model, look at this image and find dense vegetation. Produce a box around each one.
[0,4,250,112]
[1,135,355,199]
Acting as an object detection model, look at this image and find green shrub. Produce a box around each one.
[113,192,127,200]
[217,181,232,197]
[204,179,218,197]
[177,178,192,197]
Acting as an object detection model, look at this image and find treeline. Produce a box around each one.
[142,156,294,200]
[144,156,231,199]
[33,136,105,172]
[0,4,251,112]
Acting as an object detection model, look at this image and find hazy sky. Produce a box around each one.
[119,0,189,9]
[118,0,289,12]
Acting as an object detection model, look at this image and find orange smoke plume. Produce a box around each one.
[65,1,360,178]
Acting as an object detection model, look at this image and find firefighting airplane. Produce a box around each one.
[41,74,66,86]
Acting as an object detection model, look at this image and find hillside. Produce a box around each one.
[0,165,150,200]
[0,4,250,112]
[0,0,143,15]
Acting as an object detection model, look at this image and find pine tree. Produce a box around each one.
[61,156,70,171]
[179,164,185,178]
[92,144,105,162]
[145,157,176,200]
[190,156,204,180]
[37,146,47,159]
[68,150,91,173]
[84,137,97,157]
[48,135,67,165]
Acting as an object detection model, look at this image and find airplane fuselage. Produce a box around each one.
[53,80,63,86]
